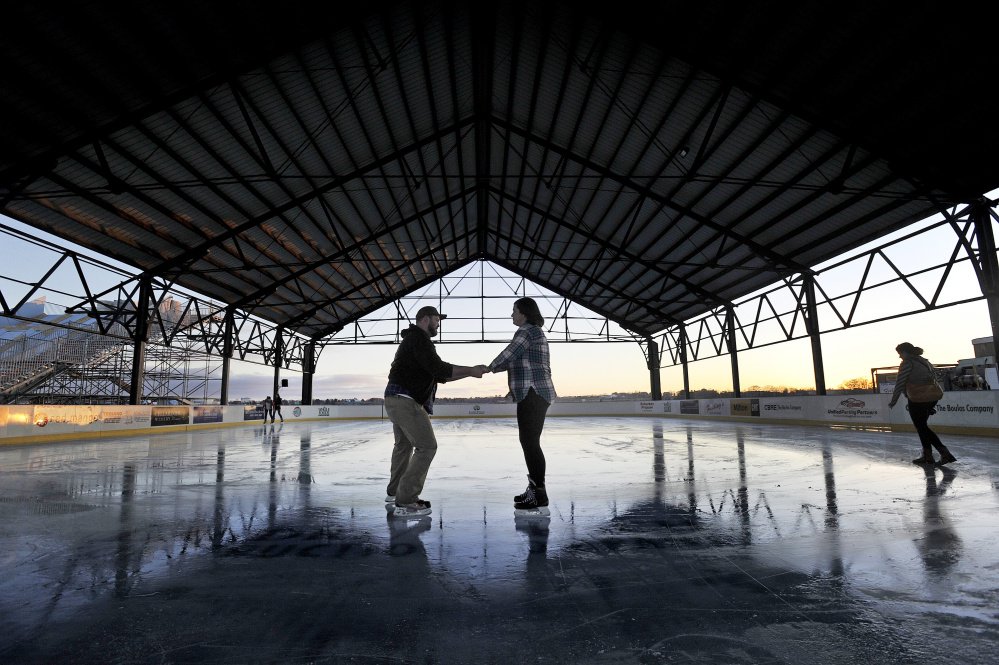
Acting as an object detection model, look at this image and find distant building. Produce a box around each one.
[972,336,995,359]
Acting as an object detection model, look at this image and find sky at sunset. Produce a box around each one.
[226,298,991,402]
[4,189,996,403]
[224,194,999,401]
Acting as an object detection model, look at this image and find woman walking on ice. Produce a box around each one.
[888,342,956,466]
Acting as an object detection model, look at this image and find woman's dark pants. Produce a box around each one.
[908,401,950,458]
[517,387,550,486]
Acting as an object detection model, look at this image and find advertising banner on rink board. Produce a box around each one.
[151,406,190,427]
[277,404,386,419]
[435,402,517,417]
[757,397,811,420]
[99,406,152,431]
[729,399,761,417]
[244,404,266,421]
[676,400,698,415]
[2,406,33,439]
[193,406,223,424]
[701,399,727,416]
[890,391,998,431]
[817,395,886,423]
[27,405,103,436]
[301,405,333,418]
[661,400,694,414]
[660,396,878,422]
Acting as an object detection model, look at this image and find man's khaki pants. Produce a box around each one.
[384,395,438,504]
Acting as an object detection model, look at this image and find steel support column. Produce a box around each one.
[128,278,151,405]
[219,309,235,405]
[972,199,999,345]
[302,339,315,406]
[804,274,827,395]
[272,326,283,400]
[726,306,741,397]
[647,337,662,400]
[679,324,691,398]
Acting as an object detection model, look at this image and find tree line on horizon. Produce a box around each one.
[238,378,874,405]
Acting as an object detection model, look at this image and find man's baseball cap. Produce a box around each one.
[415,305,446,321]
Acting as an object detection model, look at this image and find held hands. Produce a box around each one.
[459,364,491,379]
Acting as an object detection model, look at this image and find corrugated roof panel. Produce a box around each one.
[3,1,993,341]
[616,58,699,180]
[319,189,380,241]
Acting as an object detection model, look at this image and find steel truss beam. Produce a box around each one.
[0,221,311,378]
[5,194,996,400]
[322,259,639,345]
[652,199,999,378]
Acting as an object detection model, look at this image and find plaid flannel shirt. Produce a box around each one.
[489,323,556,403]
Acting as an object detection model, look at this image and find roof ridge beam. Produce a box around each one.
[472,3,495,255]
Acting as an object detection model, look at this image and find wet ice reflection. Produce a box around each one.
[1,417,997,663]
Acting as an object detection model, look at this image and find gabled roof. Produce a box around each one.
[2,1,996,340]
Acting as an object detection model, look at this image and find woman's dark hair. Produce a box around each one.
[514,297,544,327]
[896,342,923,356]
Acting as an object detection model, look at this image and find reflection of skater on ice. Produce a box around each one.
[386,512,431,557]
[917,465,961,579]
[516,511,551,594]
[515,512,550,554]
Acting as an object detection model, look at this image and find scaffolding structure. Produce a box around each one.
[0,317,224,405]
[141,338,224,405]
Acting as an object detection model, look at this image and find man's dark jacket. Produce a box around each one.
[386,325,453,406]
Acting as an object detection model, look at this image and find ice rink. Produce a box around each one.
[1,415,997,664]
